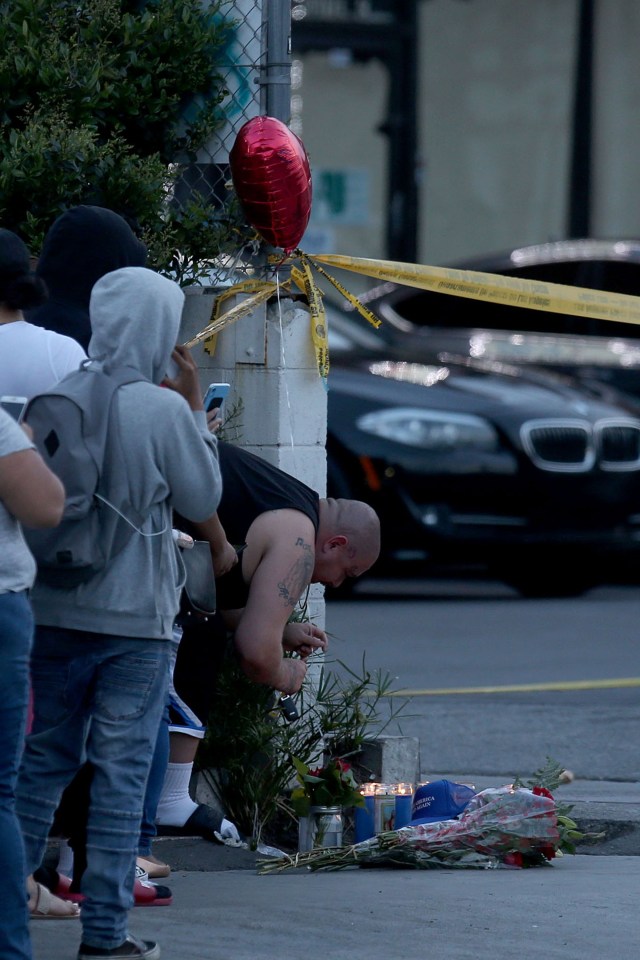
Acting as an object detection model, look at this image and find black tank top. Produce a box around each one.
[214,440,320,610]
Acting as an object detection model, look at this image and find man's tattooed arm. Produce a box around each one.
[277,537,314,608]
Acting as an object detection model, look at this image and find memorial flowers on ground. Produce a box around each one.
[260,757,594,874]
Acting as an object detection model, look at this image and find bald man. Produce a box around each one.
[154,439,380,844]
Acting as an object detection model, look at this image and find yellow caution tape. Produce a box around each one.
[183,248,640,378]
[385,677,640,697]
[203,291,224,356]
[183,267,332,383]
[312,253,640,326]
[301,253,381,328]
[293,262,329,384]
[183,280,278,348]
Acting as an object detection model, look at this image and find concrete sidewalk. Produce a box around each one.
[30,856,640,960]
[29,776,639,959]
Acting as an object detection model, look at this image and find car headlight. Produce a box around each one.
[356,407,499,451]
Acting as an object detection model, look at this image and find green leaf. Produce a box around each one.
[292,756,310,778]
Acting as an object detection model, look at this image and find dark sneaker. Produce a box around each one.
[156,803,223,843]
[78,935,160,959]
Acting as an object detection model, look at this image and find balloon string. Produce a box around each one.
[275,274,297,462]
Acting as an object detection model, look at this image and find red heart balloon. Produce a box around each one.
[230,116,312,254]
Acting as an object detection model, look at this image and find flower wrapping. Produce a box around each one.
[260,786,564,873]
[394,787,559,857]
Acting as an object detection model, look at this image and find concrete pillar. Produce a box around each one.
[180,286,327,638]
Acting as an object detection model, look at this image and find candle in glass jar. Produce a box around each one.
[360,782,379,797]
[395,782,414,795]
[394,793,412,828]
[354,795,375,842]
[373,785,396,832]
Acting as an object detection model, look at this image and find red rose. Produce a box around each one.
[532,786,554,800]
[503,852,524,868]
[538,844,557,861]
[335,759,351,772]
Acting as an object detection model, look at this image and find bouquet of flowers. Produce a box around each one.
[290,756,366,817]
[260,758,590,874]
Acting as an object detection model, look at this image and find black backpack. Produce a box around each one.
[24,364,151,587]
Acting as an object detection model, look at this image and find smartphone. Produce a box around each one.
[203,382,230,414]
[1,395,28,422]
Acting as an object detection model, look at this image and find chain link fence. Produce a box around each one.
[172,0,291,283]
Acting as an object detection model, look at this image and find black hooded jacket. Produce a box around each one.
[29,205,147,349]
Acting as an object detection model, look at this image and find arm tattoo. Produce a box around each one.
[277,539,314,608]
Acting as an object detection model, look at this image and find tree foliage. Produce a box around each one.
[0,0,230,259]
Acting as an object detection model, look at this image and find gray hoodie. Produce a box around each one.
[31,267,222,640]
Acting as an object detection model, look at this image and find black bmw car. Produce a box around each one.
[325,242,640,596]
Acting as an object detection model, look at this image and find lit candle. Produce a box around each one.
[354,795,375,842]
[373,784,396,832]
[360,782,379,796]
[394,793,413,829]
[396,782,414,796]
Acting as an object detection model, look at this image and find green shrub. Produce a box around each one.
[0,109,169,252]
[0,0,233,267]
[196,651,412,847]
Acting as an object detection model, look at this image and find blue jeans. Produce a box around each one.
[139,624,186,856]
[16,626,169,949]
[138,704,169,857]
[0,591,33,960]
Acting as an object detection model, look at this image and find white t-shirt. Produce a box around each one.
[0,320,86,398]
[0,408,37,593]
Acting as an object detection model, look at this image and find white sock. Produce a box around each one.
[57,839,74,877]
[155,762,199,826]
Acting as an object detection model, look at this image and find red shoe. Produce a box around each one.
[132,879,172,907]
[53,874,73,898]
[57,877,172,907]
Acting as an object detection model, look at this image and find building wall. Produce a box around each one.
[295,0,640,271]
[419,0,577,263]
[592,0,640,237]
[297,51,389,287]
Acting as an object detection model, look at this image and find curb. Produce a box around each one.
[573,816,640,856]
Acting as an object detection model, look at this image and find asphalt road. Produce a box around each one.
[325,578,640,782]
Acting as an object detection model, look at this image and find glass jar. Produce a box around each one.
[298,805,343,851]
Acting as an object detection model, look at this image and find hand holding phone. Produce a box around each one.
[1,396,28,423]
[203,382,230,415]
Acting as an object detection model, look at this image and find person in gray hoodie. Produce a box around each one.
[16,267,222,960]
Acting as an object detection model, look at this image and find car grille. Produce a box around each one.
[596,420,640,470]
[521,419,640,472]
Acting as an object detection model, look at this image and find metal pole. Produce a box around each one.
[568,0,594,237]
[386,0,419,262]
[262,0,291,122]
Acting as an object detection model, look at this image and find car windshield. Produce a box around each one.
[371,247,640,371]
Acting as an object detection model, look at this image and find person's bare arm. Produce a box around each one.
[0,448,65,527]
[191,511,238,577]
[232,511,316,693]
